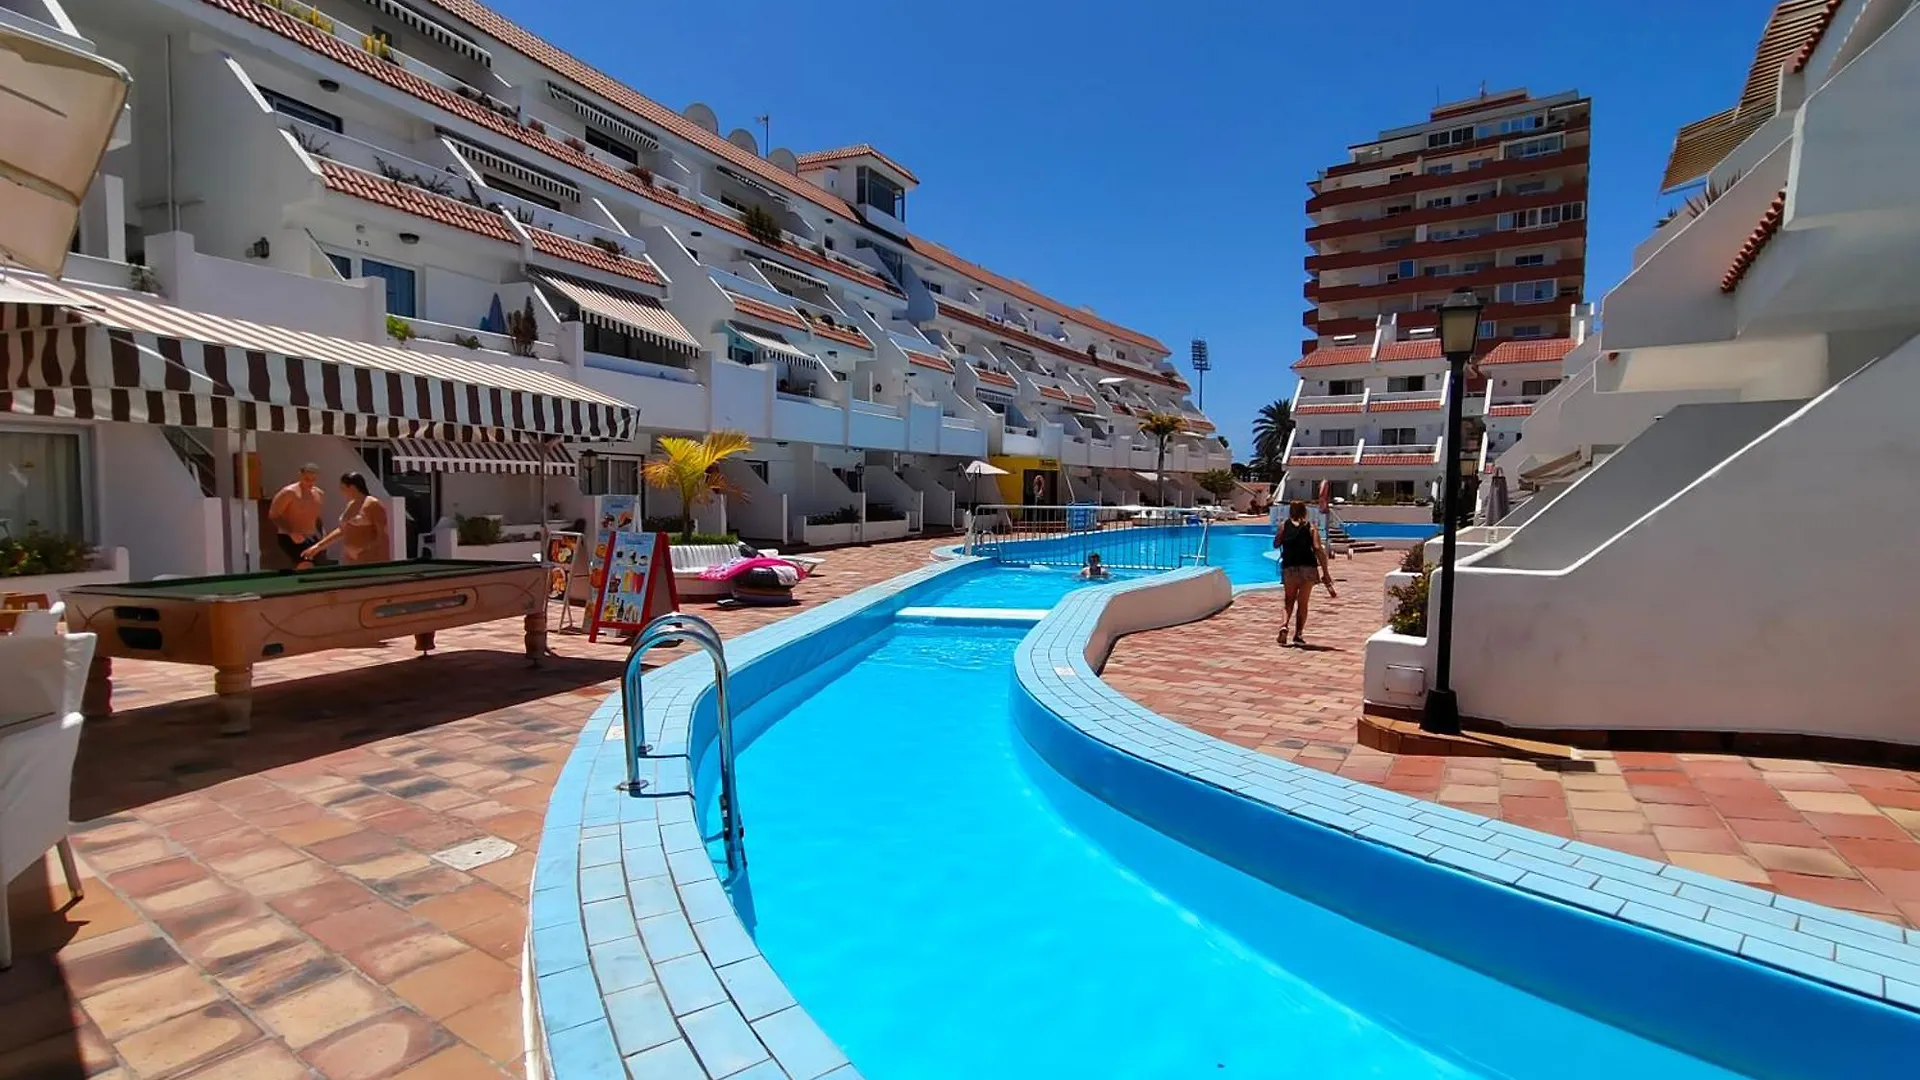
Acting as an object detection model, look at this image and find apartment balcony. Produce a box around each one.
[1312,263,1582,306]
[264,0,517,117]
[1285,444,1363,467]
[1293,392,1366,416]
[1320,113,1591,183]
[1312,305,1572,341]
[1305,183,1588,243]
[1366,388,1448,414]
[1484,394,1545,424]
[1358,442,1443,468]
[1307,220,1587,273]
[1306,144,1589,213]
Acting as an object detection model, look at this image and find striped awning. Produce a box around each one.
[546,83,659,154]
[726,323,819,369]
[354,0,492,66]
[752,257,831,294]
[531,271,700,355]
[0,275,636,440]
[439,132,581,204]
[391,438,576,475]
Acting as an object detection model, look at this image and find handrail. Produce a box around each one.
[618,612,745,876]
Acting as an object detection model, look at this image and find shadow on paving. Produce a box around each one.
[72,648,624,820]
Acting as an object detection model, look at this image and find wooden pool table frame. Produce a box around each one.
[64,560,549,735]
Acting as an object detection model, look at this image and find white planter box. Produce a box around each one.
[861,519,911,543]
[1383,570,1421,619]
[1363,627,1432,708]
[449,539,543,563]
[0,546,130,600]
[800,522,859,547]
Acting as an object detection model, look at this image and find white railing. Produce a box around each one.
[260,0,513,114]
[1295,392,1367,409]
[1369,389,1447,405]
[287,117,462,192]
[1359,442,1440,460]
[1288,444,1361,462]
[481,185,634,252]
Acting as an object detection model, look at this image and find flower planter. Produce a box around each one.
[1383,570,1421,619]
[861,519,911,543]
[799,522,859,547]
[0,546,130,600]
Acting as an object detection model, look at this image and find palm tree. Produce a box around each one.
[1137,411,1185,506]
[1251,398,1294,482]
[641,431,753,541]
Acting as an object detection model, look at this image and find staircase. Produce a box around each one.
[163,426,217,497]
[1323,516,1383,556]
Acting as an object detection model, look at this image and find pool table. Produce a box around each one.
[64,560,549,735]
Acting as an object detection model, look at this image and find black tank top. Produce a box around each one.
[1279,520,1317,568]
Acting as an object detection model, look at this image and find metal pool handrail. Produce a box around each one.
[619,612,746,876]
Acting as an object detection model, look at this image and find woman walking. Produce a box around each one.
[1274,500,1334,646]
[303,472,392,565]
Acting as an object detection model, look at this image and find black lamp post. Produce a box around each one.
[1423,289,1484,735]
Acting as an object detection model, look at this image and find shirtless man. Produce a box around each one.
[268,463,326,569]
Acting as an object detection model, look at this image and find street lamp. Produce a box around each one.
[1424,289,1483,735]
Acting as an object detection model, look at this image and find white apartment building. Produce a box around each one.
[1368,0,1920,750]
[2,0,1226,579]
[1282,323,1452,503]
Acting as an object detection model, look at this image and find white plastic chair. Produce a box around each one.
[0,631,96,969]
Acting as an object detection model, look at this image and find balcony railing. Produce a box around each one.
[1294,392,1367,412]
[1359,442,1442,464]
[481,184,635,253]
[1287,444,1362,464]
[1367,389,1447,409]
[287,116,463,193]
[262,0,515,116]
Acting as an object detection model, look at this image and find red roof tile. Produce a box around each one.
[527,228,664,287]
[804,318,873,351]
[726,293,809,333]
[1294,402,1363,415]
[202,0,903,299]
[1367,399,1443,413]
[1488,403,1535,417]
[970,365,1017,388]
[1359,452,1436,466]
[1792,0,1847,72]
[316,160,516,242]
[907,351,954,374]
[1039,385,1071,403]
[911,235,1166,354]
[1721,189,1788,293]
[1480,338,1576,366]
[1068,393,1098,410]
[1376,340,1443,362]
[795,144,920,185]
[418,0,857,219]
[1291,343,1374,370]
[934,298,1186,390]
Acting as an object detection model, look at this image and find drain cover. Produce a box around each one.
[431,835,517,870]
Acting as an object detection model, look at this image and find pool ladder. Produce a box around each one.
[619,613,746,877]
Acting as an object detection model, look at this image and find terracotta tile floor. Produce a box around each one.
[0,538,945,1080]
[1103,548,1920,929]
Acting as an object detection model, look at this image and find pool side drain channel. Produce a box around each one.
[897,606,1049,625]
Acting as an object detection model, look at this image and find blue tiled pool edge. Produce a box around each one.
[1012,569,1920,1079]
[531,557,1920,1080]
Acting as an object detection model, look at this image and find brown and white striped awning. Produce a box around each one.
[390,438,577,475]
[530,271,700,356]
[0,275,636,440]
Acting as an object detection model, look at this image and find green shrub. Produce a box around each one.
[454,514,503,546]
[865,503,907,522]
[0,531,94,577]
[452,333,482,349]
[1387,567,1431,636]
[1399,543,1425,573]
[740,203,784,247]
[385,314,413,343]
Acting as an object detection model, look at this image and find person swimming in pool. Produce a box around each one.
[1078,552,1110,580]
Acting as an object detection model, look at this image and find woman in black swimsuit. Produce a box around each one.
[1275,500,1332,646]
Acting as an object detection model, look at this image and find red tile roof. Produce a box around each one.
[805,318,873,351]
[1068,393,1099,411]
[1377,340,1443,362]
[1291,343,1374,370]
[970,365,1017,389]
[726,293,809,333]
[203,0,904,299]
[795,144,920,185]
[907,351,954,373]
[1359,452,1436,466]
[1721,189,1788,293]
[418,0,858,219]
[1489,403,1536,417]
[1367,399,1443,413]
[1792,0,1847,72]
[527,228,665,287]
[911,234,1167,354]
[316,160,516,242]
[1294,402,1363,415]
[934,298,1186,390]
[1039,385,1071,403]
[1480,338,1576,366]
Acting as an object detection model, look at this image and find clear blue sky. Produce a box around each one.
[491,0,1775,455]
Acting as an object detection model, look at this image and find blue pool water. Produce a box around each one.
[723,620,1745,1080]
[910,564,1152,609]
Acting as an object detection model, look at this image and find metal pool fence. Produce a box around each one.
[962,504,1214,571]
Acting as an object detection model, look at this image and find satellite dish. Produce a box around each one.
[726,128,759,155]
[683,102,719,134]
[768,147,799,174]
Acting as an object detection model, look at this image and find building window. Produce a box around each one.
[1383,237,1410,249]
[1388,171,1413,183]
[727,337,757,365]
[1380,480,1417,498]
[1426,126,1472,149]
[1378,427,1419,446]
[1503,202,1584,230]
[1395,260,1415,280]
[1504,134,1564,160]
[1318,429,1356,447]
[1521,378,1561,396]
[0,428,87,540]
[327,253,352,280]
[1477,113,1544,139]
[925,281,943,295]
[1384,203,1412,217]
[359,259,417,317]
[1512,325,1549,340]
[584,127,637,164]
[1424,163,1454,176]
[1496,280,1556,304]
[1467,157,1490,170]
[744,460,769,482]
[1513,253,1546,267]
[1423,196,1453,210]
[1463,260,1492,273]
[484,175,561,211]
[1422,265,1450,278]
[582,455,641,496]
[856,166,905,221]
[1512,180,1548,195]
[1326,379,1362,395]
[258,87,342,133]
[1386,376,1425,393]
[1479,320,1497,339]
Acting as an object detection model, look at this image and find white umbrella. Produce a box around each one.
[960,460,1007,513]
[0,25,131,276]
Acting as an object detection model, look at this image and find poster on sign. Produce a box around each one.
[586,495,638,598]
[587,530,680,641]
[544,531,582,600]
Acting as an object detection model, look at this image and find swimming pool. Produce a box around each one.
[910,562,1153,608]
[716,614,1745,1079]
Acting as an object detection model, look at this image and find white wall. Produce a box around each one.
[718,460,786,544]
[1440,331,1920,744]
[774,397,844,446]
[900,464,957,528]
[93,424,220,579]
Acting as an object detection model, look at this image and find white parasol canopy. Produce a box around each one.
[0,24,131,276]
[962,459,1009,477]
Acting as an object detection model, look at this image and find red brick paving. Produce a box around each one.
[1102,548,1920,928]
[0,538,944,1080]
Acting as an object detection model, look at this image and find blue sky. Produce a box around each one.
[490,0,1775,455]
